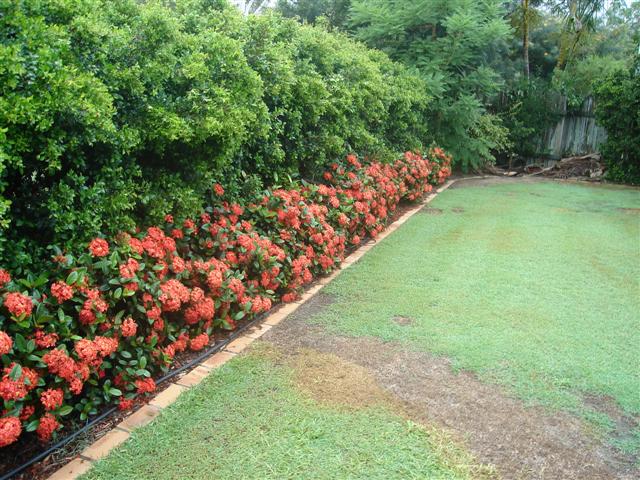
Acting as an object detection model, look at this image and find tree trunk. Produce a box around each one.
[523,0,530,80]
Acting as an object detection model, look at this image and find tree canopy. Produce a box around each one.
[349,0,512,169]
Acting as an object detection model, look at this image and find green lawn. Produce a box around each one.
[314,180,640,450]
[81,180,639,478]
[82,346,487,480]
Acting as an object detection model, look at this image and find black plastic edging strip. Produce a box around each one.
[0,404,117,480]
[0,312,265,480]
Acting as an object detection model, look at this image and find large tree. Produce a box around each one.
[350,0,512,169]
[239,0,271,15]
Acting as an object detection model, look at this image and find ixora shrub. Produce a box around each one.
[0,149,451,448]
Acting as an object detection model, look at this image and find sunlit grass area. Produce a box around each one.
[314,180,640,451]
[81,347,487,479]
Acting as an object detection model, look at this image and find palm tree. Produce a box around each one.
[508,0,544,80]
[549,0,606,68]
[523,0,532,79]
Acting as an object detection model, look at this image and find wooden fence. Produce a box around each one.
[538,96,607,161]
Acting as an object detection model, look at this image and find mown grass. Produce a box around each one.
[81,345,488,480]
[313,180,640,451]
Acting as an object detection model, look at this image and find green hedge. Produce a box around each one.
[0,0,433,272]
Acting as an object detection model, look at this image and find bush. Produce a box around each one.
[553,55,629,110]
[0,149,451,447]
[1,0,263,271]
[594,60,640,184]
[236,12,431,182]
[0,0,433,272]
[496,78,560,160]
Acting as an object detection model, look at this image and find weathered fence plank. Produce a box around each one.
[538,96,607,160]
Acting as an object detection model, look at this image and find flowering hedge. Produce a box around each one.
[0,148,451,447]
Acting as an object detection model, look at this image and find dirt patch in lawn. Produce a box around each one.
[392,315,414,326]
[583,393,640,445]
[288,348,398,411]
[260,294,639,480]
[297,292,336,316]
[420,207,443,215]
[451,207,465,213]
[252,341,498,479]
[617,207,640,215]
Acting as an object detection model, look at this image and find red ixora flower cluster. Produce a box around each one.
[0,148,452,447]
[50,281,74,304]
[88,238,109,257]
[0,417,21,447]
[0,270,10,289]
[3,292,33,318]
[0,331,12,356]
[40,388,64,411]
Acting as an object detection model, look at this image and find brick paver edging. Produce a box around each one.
[47,179,457,480]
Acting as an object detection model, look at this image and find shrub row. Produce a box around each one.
[0,148,451,448]
[1,0,433,271]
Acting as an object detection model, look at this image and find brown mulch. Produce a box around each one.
[261,294,640,480]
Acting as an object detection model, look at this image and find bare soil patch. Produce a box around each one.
[451,207,465,213]
[583,393,640,446]
[286,347,398,411]
[420,207,443,215]
[617,207,640,215]
[392,315,414,326]
[260,295,639,480]
[252,341,498,479]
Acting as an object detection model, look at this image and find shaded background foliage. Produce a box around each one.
[278,0,639,176]
[348,0,513,171]
[593,54,640,183]
[276,0,351,28]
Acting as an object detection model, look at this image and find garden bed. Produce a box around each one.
[0,149,452,478]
